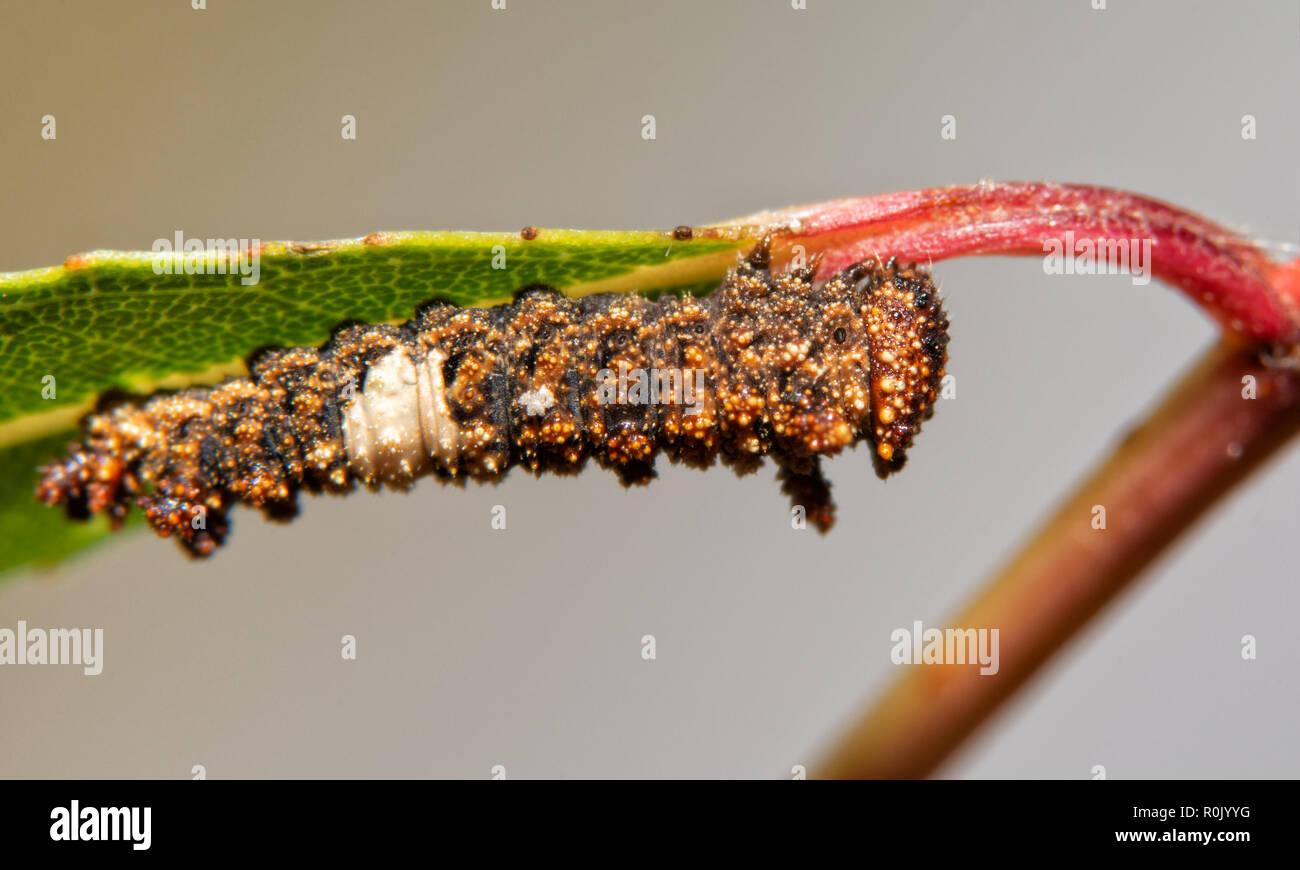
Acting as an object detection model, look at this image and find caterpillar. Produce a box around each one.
[36,239,949,556]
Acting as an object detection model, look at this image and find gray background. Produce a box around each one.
[1,0,1297,778]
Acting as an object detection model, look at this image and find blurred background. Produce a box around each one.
[1,0,1297,778]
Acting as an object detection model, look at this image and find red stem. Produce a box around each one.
[716,182,1300,346]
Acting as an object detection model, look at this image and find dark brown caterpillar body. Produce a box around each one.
[37,240,949,556]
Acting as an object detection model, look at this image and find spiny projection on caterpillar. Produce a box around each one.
[36,239,950,556]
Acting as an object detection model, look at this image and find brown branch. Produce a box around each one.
[815,339,1300,779]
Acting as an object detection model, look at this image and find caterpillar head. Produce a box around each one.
[790,256,949,477]
[731,239,949,477]
[848,258,948,476]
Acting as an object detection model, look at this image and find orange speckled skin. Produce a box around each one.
[37,241,948,556]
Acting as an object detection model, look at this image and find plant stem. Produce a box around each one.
[815,339,1300,779]
[718,182,1300,345]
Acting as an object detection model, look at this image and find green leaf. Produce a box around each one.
[0,230,745,575]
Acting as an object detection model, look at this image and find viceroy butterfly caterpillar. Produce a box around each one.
[37,239,949,556]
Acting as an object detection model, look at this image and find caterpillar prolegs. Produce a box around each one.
[36,240,949,556]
